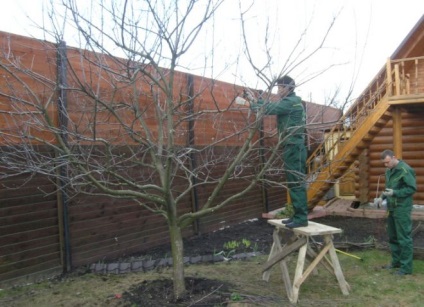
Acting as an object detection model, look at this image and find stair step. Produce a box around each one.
[343,155,359,162]
[332,167,345,174]
[356,143,369,149]
[361,135,374,141]
[376,118,388,125]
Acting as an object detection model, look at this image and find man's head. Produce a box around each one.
[381,149,398,169]
[276,75,295,97]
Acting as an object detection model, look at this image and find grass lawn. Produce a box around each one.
[1,249,423,306]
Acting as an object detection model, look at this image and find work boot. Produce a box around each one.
[381,264,399,269]
[281,218,293,225]
[393,270,410,276]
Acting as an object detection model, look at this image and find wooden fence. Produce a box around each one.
[0,31,294,286]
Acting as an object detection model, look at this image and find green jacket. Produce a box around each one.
[250,92,305,145]
[383,160,416,210]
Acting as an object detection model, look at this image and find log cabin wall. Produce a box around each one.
[367,106,424,205]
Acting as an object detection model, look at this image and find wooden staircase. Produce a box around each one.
[305,56,424,210]
[306,81,391,209]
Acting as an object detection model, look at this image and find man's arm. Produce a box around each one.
[394,167,417,198]
[250,95,302,115]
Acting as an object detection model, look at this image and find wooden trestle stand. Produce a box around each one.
[262,219,350,304]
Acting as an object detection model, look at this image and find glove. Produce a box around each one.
[373,197,383,208]
[235,97,247,105]
[382,189,394,197]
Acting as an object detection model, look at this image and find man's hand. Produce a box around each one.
[373,197,383,208]
[383,189,394,197]
[242,89,255,102]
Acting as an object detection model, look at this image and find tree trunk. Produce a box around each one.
[169,222,186,299]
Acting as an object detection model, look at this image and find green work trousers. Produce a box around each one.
[387,207,413,273]
[283,143,308,224]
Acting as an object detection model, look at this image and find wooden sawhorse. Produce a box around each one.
[262,219,350,304]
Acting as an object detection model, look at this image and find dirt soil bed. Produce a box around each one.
[122,216,424,261]
[116,216,424,306]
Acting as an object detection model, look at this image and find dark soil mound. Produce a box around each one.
[122,277,232,306]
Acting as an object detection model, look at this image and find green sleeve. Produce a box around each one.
[250,95,302,115]
[393,167,417,198]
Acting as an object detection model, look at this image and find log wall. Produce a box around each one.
[367,106,424,203]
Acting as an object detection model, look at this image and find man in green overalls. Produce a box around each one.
[376,149,416,275]
[247,76,308,228]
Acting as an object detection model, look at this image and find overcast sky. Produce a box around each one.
[1,0,423,106]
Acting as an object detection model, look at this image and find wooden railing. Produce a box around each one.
[387,55,424,97]
[306,56,424,177]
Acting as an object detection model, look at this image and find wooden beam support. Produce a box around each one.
[386,58,392,96]
[262,236,307,272]
[388,95,424,104]
[392,107,402,159]
[394,64,401,96]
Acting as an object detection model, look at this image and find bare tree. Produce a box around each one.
[0,0,341,299]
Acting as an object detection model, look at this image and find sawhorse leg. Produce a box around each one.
[324,235,350,294]
[262,228,294,299]
[291,239,308,303]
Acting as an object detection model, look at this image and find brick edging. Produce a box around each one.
[89,252,262,274]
